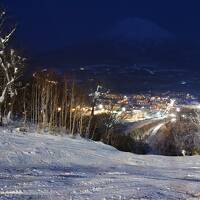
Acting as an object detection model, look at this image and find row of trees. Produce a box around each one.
[13,70,120,137]
[23,71,91,135]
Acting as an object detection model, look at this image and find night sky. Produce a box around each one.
[1,1,200,68]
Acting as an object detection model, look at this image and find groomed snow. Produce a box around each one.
[0,128,200,200]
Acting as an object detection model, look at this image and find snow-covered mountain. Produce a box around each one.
[106,18,174,43]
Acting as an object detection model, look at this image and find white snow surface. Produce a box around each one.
[0,128,200,199]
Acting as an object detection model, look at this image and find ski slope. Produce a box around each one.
[0,128,200,199]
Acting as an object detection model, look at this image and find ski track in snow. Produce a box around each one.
[0,129,200,199]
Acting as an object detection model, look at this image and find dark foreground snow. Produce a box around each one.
[0,129,200,200]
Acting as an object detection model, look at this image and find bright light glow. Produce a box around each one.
[117,111,122,116]
[122,107,126,112]
[171,118,177,123]
[169,99,176,107]
[57,107,61,112]
[98,104,104,110]
[176,108,181,112]
[169,113,176,118]
[197,105,200,109]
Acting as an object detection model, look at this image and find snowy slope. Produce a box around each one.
[0,129,200,199]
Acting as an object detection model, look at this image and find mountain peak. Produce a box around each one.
[107,18,174,42]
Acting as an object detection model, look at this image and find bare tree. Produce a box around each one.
[0,10,24,124]
[86,85,102,138]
